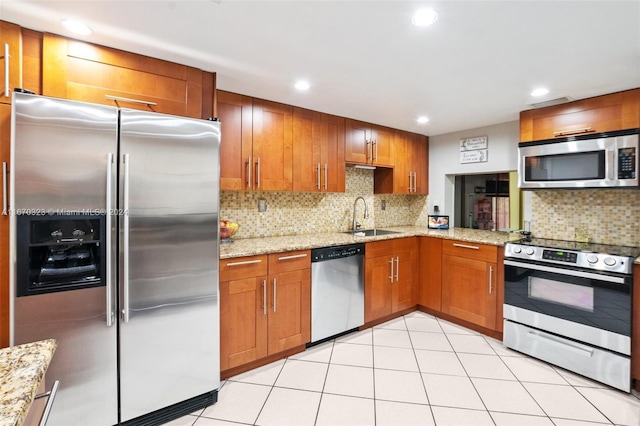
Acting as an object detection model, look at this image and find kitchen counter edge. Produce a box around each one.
[0,339,57,426]
[220,227,522,259]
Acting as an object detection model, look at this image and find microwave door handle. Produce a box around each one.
[607,149,615,181]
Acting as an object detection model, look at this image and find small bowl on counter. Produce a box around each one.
[220,221,239,244]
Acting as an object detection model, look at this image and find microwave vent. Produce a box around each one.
[528,96,572,108]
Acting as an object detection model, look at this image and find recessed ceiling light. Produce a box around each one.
[530,87,550,97]
[61,19,92,35]
[294,81,310,91]
[417,116,429,124]
[411,9,438,27]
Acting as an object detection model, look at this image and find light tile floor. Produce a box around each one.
[166,311,640,425]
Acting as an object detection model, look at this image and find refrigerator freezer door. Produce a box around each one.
[118,110,220,422]
[11,93,119,425]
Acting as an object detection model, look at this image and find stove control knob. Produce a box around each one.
[586,255,599,264]
[513,246,522,254]
[604,257,617,267]
[525,248,535,256]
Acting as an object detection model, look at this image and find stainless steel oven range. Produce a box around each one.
[503,238,639,392]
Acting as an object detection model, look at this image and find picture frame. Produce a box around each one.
[428,215,449,229]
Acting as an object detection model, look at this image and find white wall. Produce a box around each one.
[428,121,520,226]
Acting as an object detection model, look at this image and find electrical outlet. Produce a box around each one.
[381,200,386,210]
[258,198,267,212]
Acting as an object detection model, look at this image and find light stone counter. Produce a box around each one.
[220,226,523,259]
[0,339,57,426]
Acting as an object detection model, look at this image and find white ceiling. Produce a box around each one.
[1,1,639,136]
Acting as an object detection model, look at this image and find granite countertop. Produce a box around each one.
[0,339,57,426]
[220,226,523,259]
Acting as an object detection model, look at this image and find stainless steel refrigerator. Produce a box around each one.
[10,92,220,425]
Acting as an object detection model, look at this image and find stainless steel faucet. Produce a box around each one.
[352,196,369,231]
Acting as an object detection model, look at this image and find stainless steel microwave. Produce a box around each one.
[518,129,639,189]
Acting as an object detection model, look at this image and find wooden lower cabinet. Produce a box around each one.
[418,237,442,311]
[220,250,310,374]
[365,238,417,323]
[441,240,498,330]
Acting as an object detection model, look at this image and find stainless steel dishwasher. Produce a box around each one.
[310,243,365,343]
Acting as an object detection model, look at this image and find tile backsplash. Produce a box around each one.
[531,189,640,247]
[220,167,430,239]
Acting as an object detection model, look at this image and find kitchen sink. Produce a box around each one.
[344,229,400,237]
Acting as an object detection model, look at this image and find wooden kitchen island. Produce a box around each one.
[0,339,56,426]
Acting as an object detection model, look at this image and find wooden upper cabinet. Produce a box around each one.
[252,99,293,191]
[292,107,345,192]
[520,88,640,142]
[345,119,394,166]
[0,21,23,104]
[42,33,215,119]
[393,131,429,195]
[218,90,253,191]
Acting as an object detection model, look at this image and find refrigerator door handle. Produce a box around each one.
[106,153,114,326]
[122,153,131,323]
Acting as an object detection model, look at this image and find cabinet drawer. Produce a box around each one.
[365,240,394,258]
[268,250,310,274]
[220,255,268,282]
[442,240,497,262]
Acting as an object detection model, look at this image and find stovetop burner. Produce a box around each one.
[515,237,640,258]
[505,237,640,274]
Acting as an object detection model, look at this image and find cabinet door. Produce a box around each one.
[218,91,253,190]
[520,88,640,142]
[345,119,370,164]
[441,255,497,329]
[0,104,9,347]
[412,134,429,195]
[267,269,311,354]
[393,131,411,194]
[392,238,416,312]
[220,276,268,371]
[370,124,394,166]
[418,237,442,311]
[0,21,22,104]
[322,114,345,192]
[292,107,322,192]
[252,99,293,191]
[365,255,393,322]
[42,33,211,118]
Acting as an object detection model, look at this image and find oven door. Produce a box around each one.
[503,258,631,355]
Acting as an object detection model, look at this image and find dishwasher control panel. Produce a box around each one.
[311,243,364,262]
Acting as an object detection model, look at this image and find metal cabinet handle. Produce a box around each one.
[256,157,261,188]
[122,154,130,323]
[277,253,308,261]
[2,162,7,215]
[272,278,277,312]
[366,140,372,162]
[262,280,267,315]
[389,258,394,282]
[489,265,493,294]
[105,94,157,106]
[317,162,321,190]
[105,154,114,327]
[453,243,480,250]
[413,172,417,193]
[373,140,378,161]
[225,259,262,267]
[395,257,399,281]
[324,164,328,190]
[35,379,60,426]
[246,156,252,189]
[553,127,593,137]
[3,43,9,98]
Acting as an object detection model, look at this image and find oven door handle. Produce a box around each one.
[504,259,626,284]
